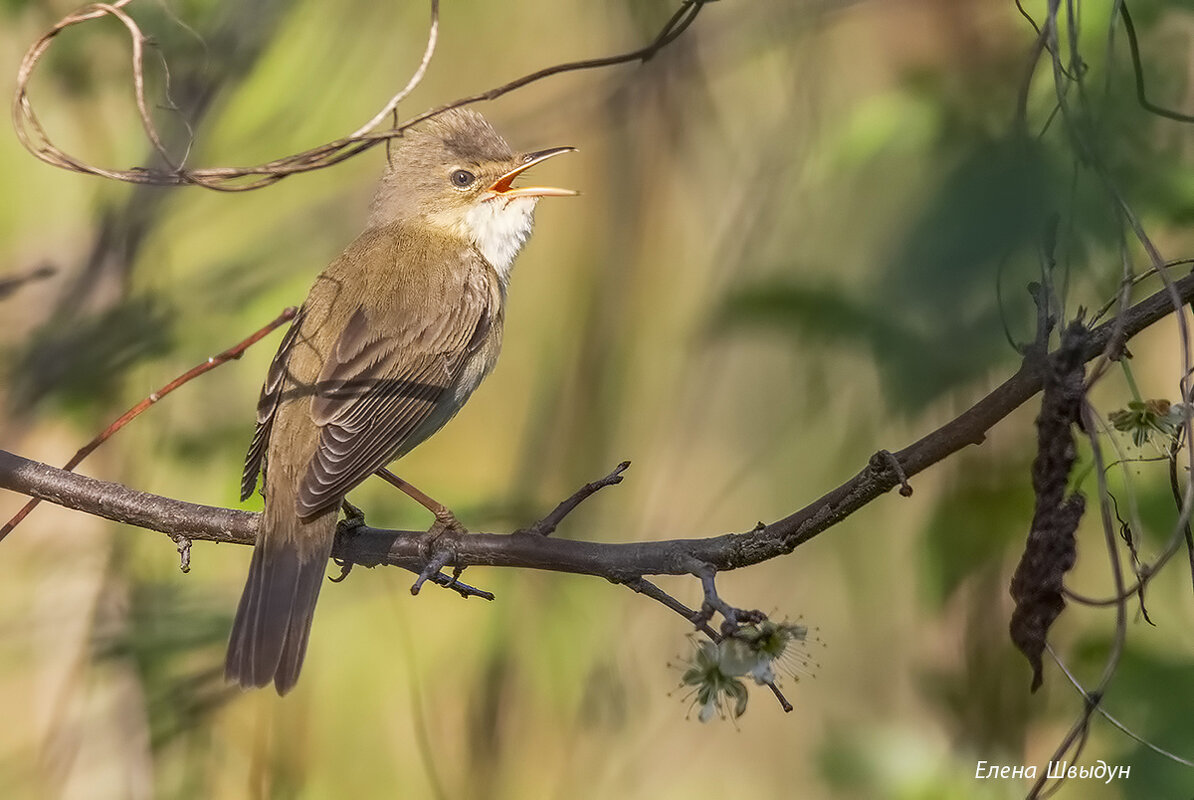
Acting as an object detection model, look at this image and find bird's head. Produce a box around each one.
[369,108,575,278]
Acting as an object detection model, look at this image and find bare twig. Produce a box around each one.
[0,263,55,300]
[172,533,191,573]
[696,569,736,629]
[695,568,764,634]
[392,0,704,132]
[347,0,440,139]
[765,681,793,714]
[1048,642,1194,768]
[523,461,631,536]
[623,577,718,640]
[1015,18,1052,135]
[0,306,296,543]
[1167,437,1194,600]
[873,451,911,497]
[1090,258,1194,324]
[417,570,494,602]
[410,550,453,596]
[1119,2,1194,124]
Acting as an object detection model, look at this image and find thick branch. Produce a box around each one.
[0,449,255,544]
[3,273,1194,581]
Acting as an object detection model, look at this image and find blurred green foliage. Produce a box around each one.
[91,576,235,753]
[9,295,175,415]
[920,455,1036,608]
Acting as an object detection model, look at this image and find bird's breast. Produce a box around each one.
[452,317,503,409]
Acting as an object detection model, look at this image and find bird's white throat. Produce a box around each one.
[461,196,538,283]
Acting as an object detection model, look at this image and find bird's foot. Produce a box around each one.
[330,499,367,583]
[429,506,468,536]
[339,498,367,530]
[410,508,469,596]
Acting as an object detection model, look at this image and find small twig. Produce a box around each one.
[172,534,191,573]
[1083,399,1129,684]
[1084,237,1135,389]
[623,577,718,640]
[525,461,631,537]
[426,571,493,601]
[1167,438,1194,601]
[1049,642,1194,767]
[1015,17,1052,136]
[411,550,453,596]
[694,569,729,629]
[347,0,440,139]
[0,306,297,543]
[872,450,912,497]
[1105,483,1152,623]
[0,263,55,300]
[694,567,763,633]
[1090,259,1194,324]
[1026,279,1056,361]
[1119,2,1194,124]
[394,0,703,131]
[764,681,793,713]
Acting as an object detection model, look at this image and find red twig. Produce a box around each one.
[0,306,296,542]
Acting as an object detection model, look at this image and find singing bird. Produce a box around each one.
[226,108,575,694]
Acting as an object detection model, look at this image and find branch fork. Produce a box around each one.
[694,567,765,635]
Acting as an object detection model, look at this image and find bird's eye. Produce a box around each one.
[450,169,476,188]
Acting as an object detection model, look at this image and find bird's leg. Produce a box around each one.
[374,469,468,594]
[329,499,369,583]
[374,468,466,532]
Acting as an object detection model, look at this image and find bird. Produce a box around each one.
[225,108,575,694]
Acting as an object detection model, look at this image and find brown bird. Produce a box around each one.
[226,108,575,694]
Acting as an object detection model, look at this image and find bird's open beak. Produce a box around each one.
[487,146,578,198]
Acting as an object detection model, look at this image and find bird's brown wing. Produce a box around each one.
[295,266,495,519]
[241,306,308,501]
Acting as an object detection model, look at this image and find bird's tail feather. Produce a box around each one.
[225,512,335,695]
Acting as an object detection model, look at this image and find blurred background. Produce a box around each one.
[3,0,1194,797]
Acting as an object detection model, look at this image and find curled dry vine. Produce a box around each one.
[12,0,710,190]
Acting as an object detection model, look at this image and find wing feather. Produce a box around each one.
[241,307,308,501]
[294,264,494,518]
